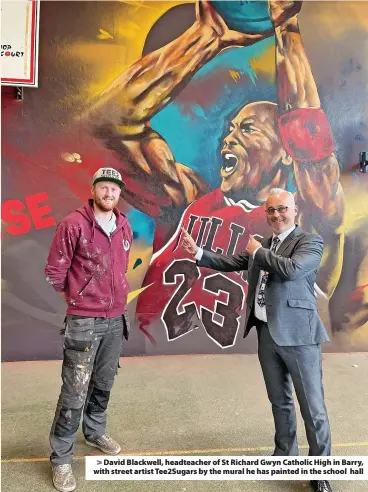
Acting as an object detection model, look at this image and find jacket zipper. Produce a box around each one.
[93,219,125,318]
[107,235,114,316]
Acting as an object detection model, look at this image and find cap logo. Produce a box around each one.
[92,167,124,187]
[99,168,121,180]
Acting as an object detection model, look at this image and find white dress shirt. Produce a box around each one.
[194,247,204,261]
[194,225,296,323]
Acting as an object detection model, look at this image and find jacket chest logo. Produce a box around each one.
[123,239,130,251]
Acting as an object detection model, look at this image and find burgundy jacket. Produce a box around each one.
[45,199,132,318]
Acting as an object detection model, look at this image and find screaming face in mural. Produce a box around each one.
[90,1,344,348]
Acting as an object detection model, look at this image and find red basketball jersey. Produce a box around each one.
[136,188,270,348]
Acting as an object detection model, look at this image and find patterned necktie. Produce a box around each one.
[257,236,280,307]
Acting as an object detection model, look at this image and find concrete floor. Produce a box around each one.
[2,353,368,491]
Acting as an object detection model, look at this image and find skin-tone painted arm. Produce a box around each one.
[89,1,296,219]
[271,1,344,297]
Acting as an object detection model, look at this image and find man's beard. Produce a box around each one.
[223,158,293,204]
[94,197,117,212]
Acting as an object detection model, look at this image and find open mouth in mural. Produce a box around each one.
[221,152,238,176]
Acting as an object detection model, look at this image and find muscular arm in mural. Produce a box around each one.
[90,1,294,219]
[271,2,344,297]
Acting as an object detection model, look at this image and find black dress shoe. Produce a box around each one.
[310,480,332,492]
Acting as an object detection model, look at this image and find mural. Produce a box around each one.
[1,1,368,361]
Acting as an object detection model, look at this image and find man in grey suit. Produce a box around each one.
[182,188,332,492]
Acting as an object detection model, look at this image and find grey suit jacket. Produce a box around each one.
[197,225,329,346]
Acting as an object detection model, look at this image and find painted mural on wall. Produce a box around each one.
[2,1,368,361]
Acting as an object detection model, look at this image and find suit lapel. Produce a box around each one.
[248,226,303,303]
[276,225,303,256]
[262,236,273,249]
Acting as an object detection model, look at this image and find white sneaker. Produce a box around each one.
[52,464,76,492]
[85,434,121,455]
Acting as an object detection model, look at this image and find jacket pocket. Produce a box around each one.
[287,299,315,310]
[78,276,93,296]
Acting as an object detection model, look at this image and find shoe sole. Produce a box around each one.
[85,439,121,455]
[52,479,76,492]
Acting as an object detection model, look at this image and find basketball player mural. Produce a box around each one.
[90,1,344,348]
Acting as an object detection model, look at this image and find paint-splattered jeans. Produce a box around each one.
[49,315,124,465]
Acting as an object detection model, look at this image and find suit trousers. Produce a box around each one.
[256,321,331,456]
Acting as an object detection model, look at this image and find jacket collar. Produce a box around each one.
[263,224,303,251]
